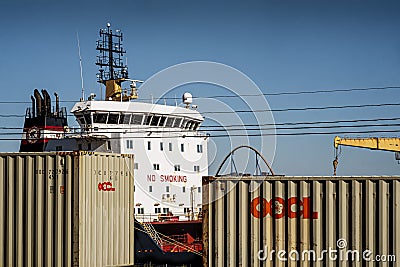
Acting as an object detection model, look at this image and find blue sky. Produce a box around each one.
[0,0,399,175]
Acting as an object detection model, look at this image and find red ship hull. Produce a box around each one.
[150,220,203,253]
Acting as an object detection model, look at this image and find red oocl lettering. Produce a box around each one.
[273,197,285,219]
[302,197,318,219]
[98,181,116,192]
[250,196,318,219]
[287,197,298,218]
[250,197,270,219]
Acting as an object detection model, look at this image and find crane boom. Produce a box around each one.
[334,136,400,152]
[333,136,400,175]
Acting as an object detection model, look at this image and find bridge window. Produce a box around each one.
[166,186,170,192]
[160,142,164,151]
[147,141,151,150]
[173,118,182,128]
[185,121,192,129]
[180,144,184,152]
[119,113,125,124]
[83,113,92,124]
[187,121,192,130]
[144,115,152,125]
[93,113,108,123]
[108,113,119,124]
[192,121,197,129]
[191,121,199,130]
[151,116,161,126]
[165,117,174,127]
[163,208,170,213]
[174,164,181,171]
[159,116,166,126]
[188,120,194,129]
[155,207,161,213]
[120,113,131,124]
[194,165,200,172]
[169,142,172,151]
[195,122,200,130]
[197,144,203,153]
[181,119,188,129]
[131,114,143,125]
[149,186,153,192]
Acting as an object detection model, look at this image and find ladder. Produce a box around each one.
[139,221,162,247]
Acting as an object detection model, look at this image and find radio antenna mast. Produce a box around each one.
[77,32,85,101]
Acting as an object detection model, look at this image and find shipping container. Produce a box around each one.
[203,176,400,267]
[0,151,134,267]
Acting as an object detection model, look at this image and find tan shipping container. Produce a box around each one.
[203,176,400,267]
[0,151,134,267]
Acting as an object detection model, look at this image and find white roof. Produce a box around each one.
[71,100,204,121]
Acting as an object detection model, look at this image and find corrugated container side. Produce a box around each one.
[24,156,33,267]
[0,152,134,267]
[75,152,135,267]
[65,154,73,267]
[203,176,400,267]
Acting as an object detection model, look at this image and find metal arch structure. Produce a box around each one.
[215,145,275,177]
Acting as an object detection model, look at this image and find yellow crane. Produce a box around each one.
[333,136,400,175]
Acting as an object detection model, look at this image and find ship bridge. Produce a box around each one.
[71,100,204,136]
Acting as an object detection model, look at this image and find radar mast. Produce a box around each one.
[96,23,137,101]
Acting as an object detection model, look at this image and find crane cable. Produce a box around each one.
[333,146,342,176]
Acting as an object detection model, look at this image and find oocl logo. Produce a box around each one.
[98,181,116,192]
[250,197,318,219]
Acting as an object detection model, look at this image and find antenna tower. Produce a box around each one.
[96,23,128,82]
[95,23,135,101]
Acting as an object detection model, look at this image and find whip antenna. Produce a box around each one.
[77,32,85,101]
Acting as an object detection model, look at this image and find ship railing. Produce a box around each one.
[135,212,202,223]
[70,126,209,139]
[70,123,207,134]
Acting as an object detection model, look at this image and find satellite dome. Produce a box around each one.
[182,92,193,105]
